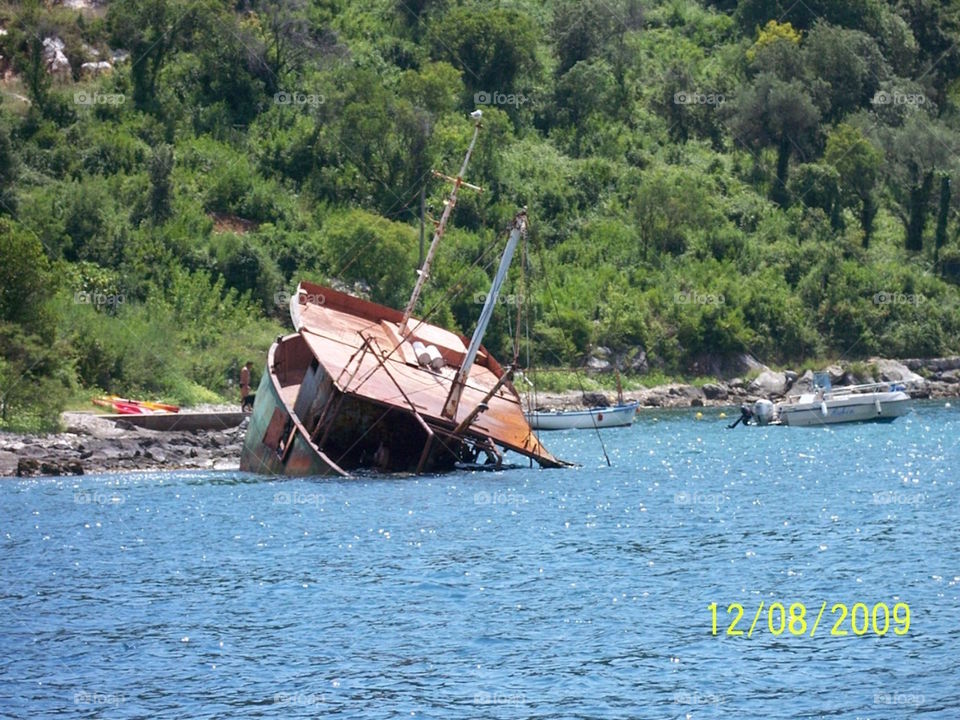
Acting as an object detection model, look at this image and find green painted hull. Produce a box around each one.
[239,360,343,477]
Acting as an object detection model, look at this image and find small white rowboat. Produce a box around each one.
[525,402,639,431]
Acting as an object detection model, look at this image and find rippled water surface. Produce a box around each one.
[2,402,958,718]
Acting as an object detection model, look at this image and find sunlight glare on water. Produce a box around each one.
[1,402,957,718]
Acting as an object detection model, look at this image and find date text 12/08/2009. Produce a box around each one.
[708,601,910,638]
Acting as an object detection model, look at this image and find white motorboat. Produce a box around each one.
[747,373,913,427]
[525,401,639,430]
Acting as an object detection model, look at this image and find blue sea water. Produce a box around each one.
[1,401,958,719]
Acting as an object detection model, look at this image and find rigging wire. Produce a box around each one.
[534,236,612,468]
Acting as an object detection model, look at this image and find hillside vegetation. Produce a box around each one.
[2,0,960,430]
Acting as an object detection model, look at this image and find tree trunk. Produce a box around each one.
[905,170,934,252]
[860,194,877,249]
[772,135,791,207]
[934,174,950,266]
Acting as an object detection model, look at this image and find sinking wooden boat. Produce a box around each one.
[240,113,567,476]
[525,401,639,430]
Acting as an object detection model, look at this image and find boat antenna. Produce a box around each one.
[399,110,484,338]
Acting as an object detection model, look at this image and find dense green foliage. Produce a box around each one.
[2,0,960,429]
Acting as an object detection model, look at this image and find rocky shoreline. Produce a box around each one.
[1,411,246,478]
[530,356,960,411]
[2,356,957,478]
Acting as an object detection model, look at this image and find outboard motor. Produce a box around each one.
[753,398,776,426]
[728,403,754,429]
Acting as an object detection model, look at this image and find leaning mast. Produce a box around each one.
[398,110,484,338]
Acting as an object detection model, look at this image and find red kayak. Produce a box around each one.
[92,396,181,414]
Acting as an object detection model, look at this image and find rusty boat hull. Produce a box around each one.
[239,282,565,476]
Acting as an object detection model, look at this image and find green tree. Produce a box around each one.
[878,113,959,252]
[727,74,821,207]
[896,0,960,110]
[252,0,313,94]
[804,21,887,122]
[320,209,416,309]
[429,6,539,98]
[550,0,642,76]
[728,22,822,206]
[10,0,51,113]
[824,123,883,246]
[0,124,18,216]
[107,0,208,112]
[149,144,175,224]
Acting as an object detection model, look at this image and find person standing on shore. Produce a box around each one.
[239,362,253,407]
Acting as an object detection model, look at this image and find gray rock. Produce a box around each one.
[144,448,166,463]
[748,370,789,397]
[701,383,728,400]
[585,346,612,374]
[792,369,814,393]
[17,459,41,477]
[825,365,846,384]
[642,391,664,407]
[689,353,768,380]
[581,392,610,408]
[922,357,960,373]
[42,37,71,77]
[0,450,18,476]
[871,358,924,384]
[585,356,611,373]
[80,60,112,76]
[622,347,648,374]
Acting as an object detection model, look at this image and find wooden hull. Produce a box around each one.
[240,283,567,476]
[239,342,346,476]
[778,392,912,427]
[525,402,639,430]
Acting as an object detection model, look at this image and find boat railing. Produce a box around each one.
[784,379,918,401]
[807,380,916,398]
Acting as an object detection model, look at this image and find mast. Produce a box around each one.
[399,110,484,337]
[442,208,527,420]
